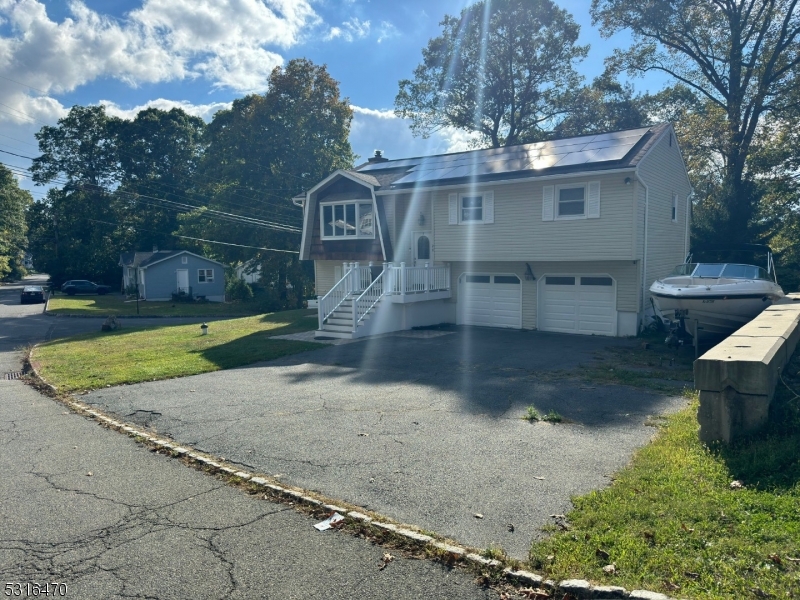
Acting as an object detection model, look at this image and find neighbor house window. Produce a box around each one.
[557,186,585,218]
[671,193,678,222]
[460,195,483,222]
[198,269,214,283]
[321,201,374,239]
[182,256,188,264]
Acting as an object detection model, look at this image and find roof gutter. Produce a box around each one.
[374,167,637,195]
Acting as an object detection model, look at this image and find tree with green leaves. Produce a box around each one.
[592,0,800,245]
[395,0,588,147]
[0,164,32,280]
[183,58,354,308]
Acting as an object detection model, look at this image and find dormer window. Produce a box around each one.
[321,201,375,239]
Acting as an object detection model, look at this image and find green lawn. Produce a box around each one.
[528,351,800,599]
[47,293,264,317]
[32,309,321,391]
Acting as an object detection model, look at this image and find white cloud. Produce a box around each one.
[0,0,320,95]
[325,16,370,42]
[349,105,481,162]
[101,98,232,122]
[377,21,399,44]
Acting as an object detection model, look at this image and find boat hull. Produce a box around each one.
[650,277,784,336]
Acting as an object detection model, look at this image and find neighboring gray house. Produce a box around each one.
[119,250,226,302]
[296,123,692,339]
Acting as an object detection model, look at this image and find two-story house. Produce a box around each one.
[296,123,691,339]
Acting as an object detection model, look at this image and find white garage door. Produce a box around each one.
[539,275,617,336]
[458,274,522,329]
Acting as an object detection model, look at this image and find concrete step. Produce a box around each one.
[314,329,353,340]
[321,324,354,333]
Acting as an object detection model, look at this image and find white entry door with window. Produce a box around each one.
[538,274,617,336]
[458,273,522,328]
[414,231,432,266]
[176,269,189,294]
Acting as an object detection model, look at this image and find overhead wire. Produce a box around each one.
[1,157,302,233]
[86,218,299,253]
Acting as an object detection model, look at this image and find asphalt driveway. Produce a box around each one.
[83,326,689,560]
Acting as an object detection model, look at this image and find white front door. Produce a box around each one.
[176,269,189,293]
[413,231,433,266]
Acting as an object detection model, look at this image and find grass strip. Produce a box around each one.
[529,352,800,599]
[31,309,321,391]
[47,294,264,317]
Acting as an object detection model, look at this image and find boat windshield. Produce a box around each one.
[668,264,697,276]
[721,264,771,280]
[693,264,725,277]
[668,263,772,279]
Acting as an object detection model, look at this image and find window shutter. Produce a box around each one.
[448,193,458,224]
[587,182,601,218]
[483,191,494,223]
[542,186,554,221]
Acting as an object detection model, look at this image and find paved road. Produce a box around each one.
[1,277,497,599]
[83,323,690,560]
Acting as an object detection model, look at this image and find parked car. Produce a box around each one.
[61,280,111,296]
[20,285,45,304]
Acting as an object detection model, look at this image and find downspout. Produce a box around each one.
[685,189,693,257]
[635,171,650,326]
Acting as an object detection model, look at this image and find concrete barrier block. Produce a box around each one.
[698,389,771,444]
[732,310,800,361]
[695,336,786,396]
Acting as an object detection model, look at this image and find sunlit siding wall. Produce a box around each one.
[431,173,637,263]
[637,132,692,310]
[314,260,340,296]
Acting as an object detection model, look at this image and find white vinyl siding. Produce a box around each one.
[434,174,635,262]
[637,129,693,312]
[314,260,342,296]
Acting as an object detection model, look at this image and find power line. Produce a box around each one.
[86,218,299,253]
[2,159,302,233]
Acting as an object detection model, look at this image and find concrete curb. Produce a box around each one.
[24,357,679,600]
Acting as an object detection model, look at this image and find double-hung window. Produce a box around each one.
[460,195,483,222]
[321,201,374,239]
[557,185,585,218]
[198,269,214,283]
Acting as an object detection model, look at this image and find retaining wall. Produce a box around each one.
[694,296,800,444]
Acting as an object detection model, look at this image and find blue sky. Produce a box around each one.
[0,0,669,200]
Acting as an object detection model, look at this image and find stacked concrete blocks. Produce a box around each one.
[695,298,800,443]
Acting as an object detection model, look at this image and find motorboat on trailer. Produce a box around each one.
[649,245,785,337]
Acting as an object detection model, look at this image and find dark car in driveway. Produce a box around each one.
[61,280,111,296]
[20,286,45,304]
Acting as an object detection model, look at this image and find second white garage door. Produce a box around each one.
[458,274,522,329]
[538,275,617,336]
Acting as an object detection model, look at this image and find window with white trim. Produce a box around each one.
[320,201,374,239]
[181,256,188,264]
[461,195,483,222]
[556,185,585,218]
[671,193,678,222]
[198,269,214,283]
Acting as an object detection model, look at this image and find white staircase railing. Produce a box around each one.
[318,264,355,329]
[354,270,385,326]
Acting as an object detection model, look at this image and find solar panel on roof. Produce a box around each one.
[358,126,653,184]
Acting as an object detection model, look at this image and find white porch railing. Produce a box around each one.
[386,263,450,297]
[318,261,451,332]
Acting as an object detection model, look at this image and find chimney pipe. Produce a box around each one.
[367,149,388,164]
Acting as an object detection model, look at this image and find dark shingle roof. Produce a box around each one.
[355,124,669,189]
